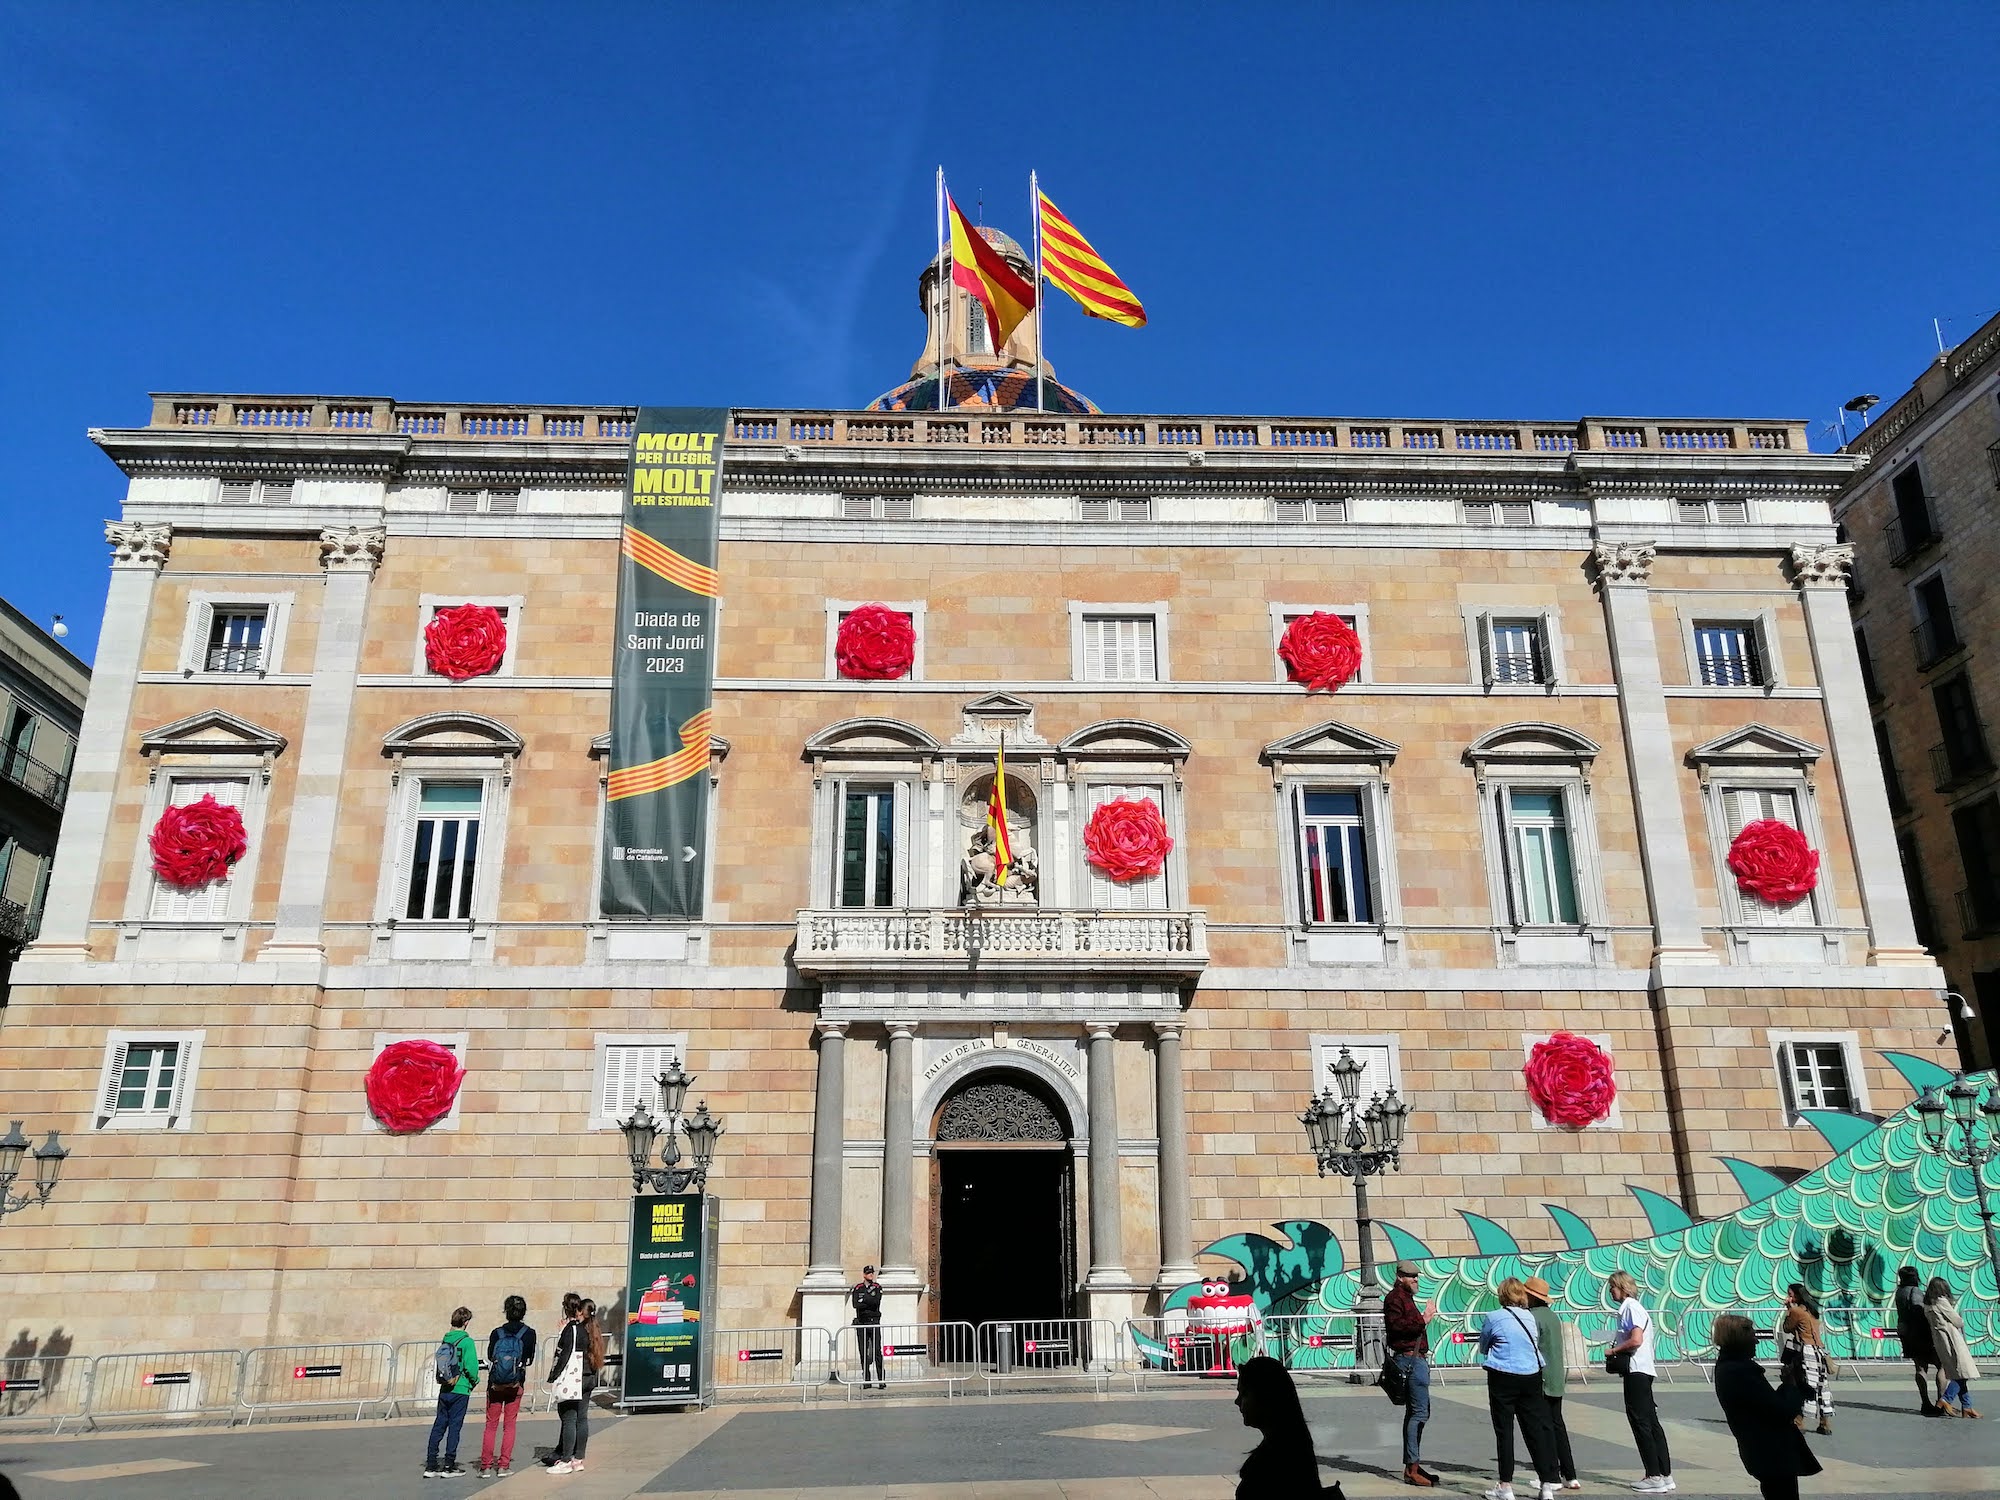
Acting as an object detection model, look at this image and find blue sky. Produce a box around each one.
[4,1,1996,664]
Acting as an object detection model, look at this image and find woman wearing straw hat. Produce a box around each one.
[1524,1277,1580,1491]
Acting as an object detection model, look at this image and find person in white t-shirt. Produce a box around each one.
[1605,1272,1674,1493]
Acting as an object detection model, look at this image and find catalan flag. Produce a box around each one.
[1037,191,1147,328]
[986,735,1014,886]
[948,193,1037,351]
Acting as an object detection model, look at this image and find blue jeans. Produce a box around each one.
[1944,1377,1972,1407]
[426,1389,469,1468]
[1394,1353,1431,1465]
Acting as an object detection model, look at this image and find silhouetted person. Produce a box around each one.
[1234,1355,1341,1499]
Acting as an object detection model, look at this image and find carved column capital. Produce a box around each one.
[1592,541,1656,587]
[105,520,172,571]
[885,1020,918,1041]
[1788,543,1855,590]
[1084,1020,1120,1043]
[816,1019,849,1041]
[1151,1019,1185,1042]
[318,526,386,575]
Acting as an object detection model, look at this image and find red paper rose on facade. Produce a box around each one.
[1726,819,1820,906]
[1083,797,1174,882]
[1278,612,1363,692]
[835,604,915,680]
[1524,1032,1617,1130]
[424,604,508,681]
[365,1039,465,1134]
[149,794,248,889]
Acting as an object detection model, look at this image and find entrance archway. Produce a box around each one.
[929,1070,1076,1328]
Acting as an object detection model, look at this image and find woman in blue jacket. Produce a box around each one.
[1475,1277,1561,1500]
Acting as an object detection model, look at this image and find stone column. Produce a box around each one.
[1593,542,1714,965]
[878,1021,922,1321]
[1152,1020,1198,1294]
[260,527,386,963]
[22,523,171,961]
[1790,545,1927,963]
[1083,1021,1134,1323]
[799,1020,850,1346]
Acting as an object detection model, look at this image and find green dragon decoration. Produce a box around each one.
[1135,1054,1997,1371]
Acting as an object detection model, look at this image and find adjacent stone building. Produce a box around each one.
[1835,308,2000,1067]
[0,596,89,1007]
[0,237,1957,1357]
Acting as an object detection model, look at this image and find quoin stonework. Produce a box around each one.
[0,232,1958,1358]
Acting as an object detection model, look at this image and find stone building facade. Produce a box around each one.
[1836,308,2000,1068]
[0,595,89,1007]
[0,249,1958,1357]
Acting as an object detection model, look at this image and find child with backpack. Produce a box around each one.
[477,1295,539,1478]
[423,1305,481,1479]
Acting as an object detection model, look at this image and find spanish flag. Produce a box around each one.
[986,735,1014,887]
[948,193,1037,352]
[1037,191,1147,328]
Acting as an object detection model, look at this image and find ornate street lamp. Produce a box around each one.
[0,1120,68,1222]
[1299,1048,1411,1374]
[1914,1075,2000,1291]
[619,1065,726,1195]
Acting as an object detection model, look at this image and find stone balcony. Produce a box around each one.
[793,906,1208,982]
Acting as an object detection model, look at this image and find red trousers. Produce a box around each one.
[478,1391,522,1468]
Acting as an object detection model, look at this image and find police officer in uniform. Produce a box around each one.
[850,1264,885,1389]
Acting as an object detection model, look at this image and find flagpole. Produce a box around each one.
[935,166,950,410]
[1031,170,1045,413]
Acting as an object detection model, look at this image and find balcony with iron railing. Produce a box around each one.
[1957,888,2000,942]
[1930,729,1995,792]
[0,749,68,809]
[1912,615,1966,671]
[1884,508,1942,567]
[794,906,1208,981]
[0,894,36,950]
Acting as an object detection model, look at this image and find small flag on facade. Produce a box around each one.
[948,192,1037,351]
[1036,192,1147,328]
[986,735,1014,886]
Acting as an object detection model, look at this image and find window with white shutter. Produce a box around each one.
[147,779,249,920]
[1081,616,1158,682]
[1084,782,1170,910]
[94,1030,204,1130]
[1771,1033,1865,1124]
[1724,785,1814,926]
[591,1035,689,1129]
[1310,1036,1403,1108]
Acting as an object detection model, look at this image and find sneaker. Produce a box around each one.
[1482,1487,1515,1500]
[1565,1485,1584,1493]
[1630,1482,1666,1494]
[424,1469,444,1480]
[546,1461,575,1475]
[499,1468,513,1478]
[442,1466,469,1479]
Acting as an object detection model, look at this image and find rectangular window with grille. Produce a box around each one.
[94,1031,203,1129]
[1081,615,1158,681]
[1503,788,1579,925]
[839,784,897,907]
[205,608,267,673]
[1777,1038,1856,1121]
[405,782,482,921]
[1694,623,1763,686]
[148,779,248,920]
[1294,789,1373,924]
[1462,499,1533,525]
[1487,618,1548,685]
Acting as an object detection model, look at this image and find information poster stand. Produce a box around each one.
[620,1193,719,1410]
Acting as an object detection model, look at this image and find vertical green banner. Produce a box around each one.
[623,1193,708,1405]
[602,406,727,917]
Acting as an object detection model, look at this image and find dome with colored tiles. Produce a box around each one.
[872,368,1098,415]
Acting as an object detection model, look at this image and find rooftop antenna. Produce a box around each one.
[1935,317,1947,356]
[1839,393,1880,444]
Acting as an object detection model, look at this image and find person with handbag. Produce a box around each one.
[1474,1277,1561,1500]
[544,1293,592,1475]
[1778,1285,1833,1435]
[1605,1271,1673,1492]
[1382,1260,1440,1488]
[1712,1312,1822,1500]
[476,1294,538,1478]
[1924,1277,1981,1417]
[1894,1266,1946,1414]
[1524,1277,1579,1491]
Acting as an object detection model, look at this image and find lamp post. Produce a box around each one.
[1915,1073,2000,1289]
[0,1120,68,1222]
[1300,1048,1410,1373]
[618,1059,726,1195]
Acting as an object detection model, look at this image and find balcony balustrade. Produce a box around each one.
[0,750,67,809]
[794,906,1208,980]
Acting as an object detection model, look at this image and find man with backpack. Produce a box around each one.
[477,1295,538,1478]
[424,1305,481,1479]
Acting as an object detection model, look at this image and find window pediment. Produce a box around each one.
[1464,722,1600,775]
[804,717,941,762]
[1261,721,1400,773]
[1058,719,1192,762]
[1686,723,1824,774]
[383,712,524,783]
[139,709,288,782]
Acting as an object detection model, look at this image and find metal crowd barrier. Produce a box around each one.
[710,1326,832,1404]
[238,1341,395,1424]
[831,1321,976,1399]
[82,1348,243,1428]
[0,1354,89,1434]
[975,1318,1127,1393]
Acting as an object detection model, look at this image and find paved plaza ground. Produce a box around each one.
[0,1376,1992,1499]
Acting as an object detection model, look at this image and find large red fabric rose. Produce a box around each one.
[1083,797,1174,882]
[1727,819,1819,905]
[149,794,248,889]
[1524,1032,1617,1130]
[835,604,915,680]
[365,1039,465,1134]
[1278,612,1363,692]
[425,604,508,680]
